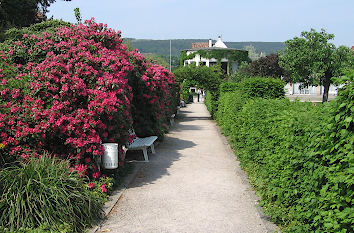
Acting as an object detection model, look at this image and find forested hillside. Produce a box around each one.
[126,38,285,57]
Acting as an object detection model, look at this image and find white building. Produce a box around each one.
[182,36,248,75]
[285,83,338,95]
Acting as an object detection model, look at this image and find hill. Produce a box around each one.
[125,38,285,57]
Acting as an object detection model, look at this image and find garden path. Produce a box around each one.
[98,100,276,233]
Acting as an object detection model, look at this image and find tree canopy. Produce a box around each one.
[279,28,353,102]
[0,0,71,40]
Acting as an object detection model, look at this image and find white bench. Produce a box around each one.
[126,130,157,162]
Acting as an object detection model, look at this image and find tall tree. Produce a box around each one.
[279,28,353,102]
[0,0,71,29]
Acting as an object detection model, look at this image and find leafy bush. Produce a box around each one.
[0,19,134,177]
[240,77,285,99]
[308,70,353,232]
[128,50,178,138]
[0,224,70,233]
[215,72,353,232]
[0,155,103,232]
[0,19,178,173]
[247,54,285,78]
[173,65,224,117]
[218,82,240,94]
[215,90,246,136]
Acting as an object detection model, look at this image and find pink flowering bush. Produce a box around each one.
[128,49,178,138]
[0,19,178,177]
[0,19,134,176]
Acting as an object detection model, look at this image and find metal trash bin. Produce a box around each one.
[102,143,119,169]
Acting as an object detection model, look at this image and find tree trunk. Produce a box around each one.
[322,73,331,102]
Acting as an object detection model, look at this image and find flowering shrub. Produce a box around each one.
[128,50,178,138]
[0,19,178,177]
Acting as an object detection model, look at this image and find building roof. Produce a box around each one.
[351,46,354,51]
[214,36,227,48]
[191,42,209,49]
[182,47,244,52]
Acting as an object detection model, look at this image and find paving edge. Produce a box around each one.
[87,162,144,233]
[214,122,280,233]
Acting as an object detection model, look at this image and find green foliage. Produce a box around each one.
[179,51,194,66]
[0,155,103,232]
[247,54,285,78]
[74,8,82,24]
[144,53,170,69]
[243,45,264,61]
[308,69,353,232]
[0,224,71,233]
[204,90,213,114]
[179,79,196,102]
[0,0,71,41]
[174,65,223,88]
[180,49,250,73]
[1,19,71,66]
[174,65,224,116]
[279,28,353,102]
[215,71,353,232]
[240,77,285,99]
[215,90,246,136]
[218,82,240,94]
[230,61,252,82]
[197,49,250,64]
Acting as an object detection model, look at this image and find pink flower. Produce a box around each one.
[88,182,95,189]
[85,157,91,163]
[92,171,101,179]
[100,183,107,193]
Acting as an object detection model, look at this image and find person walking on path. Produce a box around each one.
[197,88,202,102]
[97,102,277,233]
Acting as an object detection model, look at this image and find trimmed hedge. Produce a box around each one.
[215,73,353,232]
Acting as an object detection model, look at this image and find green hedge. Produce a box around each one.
[215,90,246,136]
[214,77,284,118]
[215,72,353,232]
[239,77,285,99]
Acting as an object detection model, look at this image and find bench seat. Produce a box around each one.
[127,135,158,162]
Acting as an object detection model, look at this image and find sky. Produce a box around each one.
[47,0,354,47]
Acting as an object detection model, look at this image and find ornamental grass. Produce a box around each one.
[0,155,102,232]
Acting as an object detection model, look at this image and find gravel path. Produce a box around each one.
[98,102,277,233]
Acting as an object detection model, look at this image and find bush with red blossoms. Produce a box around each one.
[128,49,178,138]
[0,19,178,178]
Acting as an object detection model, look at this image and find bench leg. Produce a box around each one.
[142,147,149,162]
[150,144,155,154]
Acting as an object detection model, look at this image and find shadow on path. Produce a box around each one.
[127,135,196,189]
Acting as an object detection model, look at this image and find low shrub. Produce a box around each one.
[0,155,103,232]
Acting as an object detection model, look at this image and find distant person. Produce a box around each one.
[197,88,202,102]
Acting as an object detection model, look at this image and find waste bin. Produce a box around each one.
[102,143,119,169]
